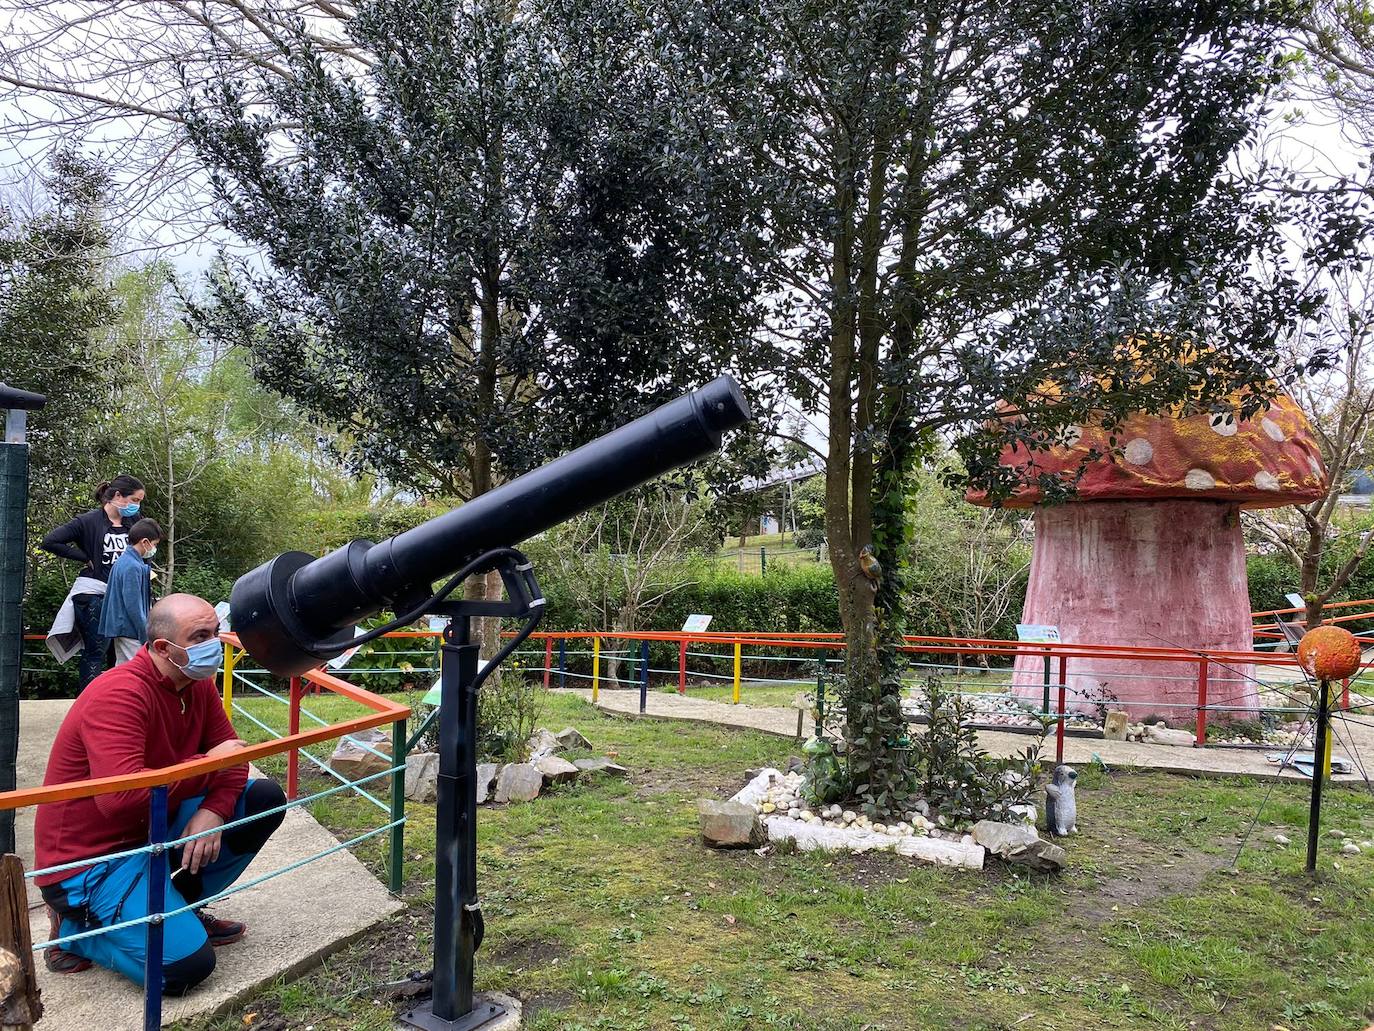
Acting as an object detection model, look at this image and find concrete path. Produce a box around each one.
[568,688,1374,784]
[14,700,404,1029]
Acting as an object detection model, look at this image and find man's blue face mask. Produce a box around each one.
[170,639,223,680]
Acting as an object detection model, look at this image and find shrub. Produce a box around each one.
[909,679,1040,825]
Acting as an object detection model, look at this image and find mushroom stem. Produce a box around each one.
[1012,499,1259,722]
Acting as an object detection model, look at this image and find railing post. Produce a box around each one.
[591,637,601,702]
[760,546,767,575]
[1055,655,1067,764]
[732,641,742,705]
[144,785,169,1031]
[678,639,687,695]
[639,640,649,714]
[1195,658,1209,747]
[287,676,302,801]
[543,638,553,690]
[221,641,237,720]
[1055,681,1066,763]
[390,714,407,895]
[1342,677,1351,711]
[558,639,566,689]
[816,670,825,739]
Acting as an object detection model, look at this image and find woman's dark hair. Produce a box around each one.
[129,518,163,545]
[94,475,145,505]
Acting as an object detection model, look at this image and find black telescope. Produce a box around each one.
[231,376,750,675]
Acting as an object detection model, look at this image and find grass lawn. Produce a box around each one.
[179,690,1374,1031]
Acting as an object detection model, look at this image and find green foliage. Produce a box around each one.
[476,671,545,764]
[184,0,775,498]
[910,679,1040,826]
[1,151,123,549]
[799,736,848,807]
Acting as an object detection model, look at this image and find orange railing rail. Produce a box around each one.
[0,632,409,811]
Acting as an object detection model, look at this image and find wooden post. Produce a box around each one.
[0,855,41,1029]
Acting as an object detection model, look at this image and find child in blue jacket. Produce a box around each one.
[97,518,162,664]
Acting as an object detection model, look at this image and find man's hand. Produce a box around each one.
[205,738,247,759]
[180,808,226,875]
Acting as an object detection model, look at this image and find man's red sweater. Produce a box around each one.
[34,647,247,887]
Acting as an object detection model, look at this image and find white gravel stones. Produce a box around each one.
[1273,833,1291,846]
[1342,842,1362,855]
[725,767,980,869]
[1185,468,1217,490]
[1124,437,1153,465]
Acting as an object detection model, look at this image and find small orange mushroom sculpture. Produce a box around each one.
[1297,626,1363,682]
[968,392,1327,720]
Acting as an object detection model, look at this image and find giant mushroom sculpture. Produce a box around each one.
[968,393,1326,721]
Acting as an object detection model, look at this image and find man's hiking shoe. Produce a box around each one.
[198,911,246,947]
[44,907,92,974]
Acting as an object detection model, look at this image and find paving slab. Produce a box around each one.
[568,688,1374,784]
[14,699,405,1029]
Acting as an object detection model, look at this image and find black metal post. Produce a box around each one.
[1306,679,1331,874]
[639,640,649,713]
[402,616,505,1031]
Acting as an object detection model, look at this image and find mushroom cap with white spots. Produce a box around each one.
[967,393,1326,510]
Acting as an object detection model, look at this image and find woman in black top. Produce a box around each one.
[41,474,147,690]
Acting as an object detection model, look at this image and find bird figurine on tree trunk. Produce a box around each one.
[1044,764,1079,837]
[858,545,882,591]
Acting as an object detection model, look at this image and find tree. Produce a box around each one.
[1298,0,1374,147]
[1249,264,1374,626]
[0,1,366,247]
[0,152,122,554]
[182,0,773,651]
[657,0,1370,812]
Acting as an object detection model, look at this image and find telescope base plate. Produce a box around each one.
[399,999,509,1031]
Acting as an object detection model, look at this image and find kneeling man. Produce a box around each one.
[35,593,286,994]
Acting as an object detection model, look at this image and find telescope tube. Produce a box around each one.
[231,375,750,675]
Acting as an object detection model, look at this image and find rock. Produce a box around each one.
[554,727,592,751]
[1342,841,1362,855]
[872,823,887,834]
[534,755,579,785]
[1328,828,1348,839]
[913,800,931,818]
[699,800,765,848]
[495,763,543,803]
[730,768,778,808]
[475,762,500,804]
[842,811,856,824]
[786,756,805,775]
[1143,724,1196,747]
[1102,710,1129,741]
[404,751,440,803]
[760,802,776,814]
[972,820,1065,872]
[573,757,629,778]
[328,728,394,780]
[1273,833,1291,846]
[894,834,985,870]
[972,820,1039,856]
[527,729,564,760]
[1008,803,1037,827]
